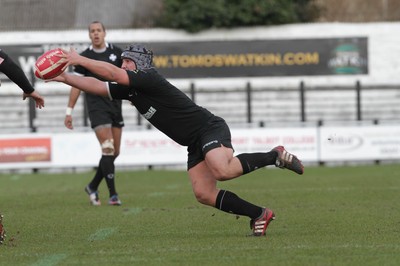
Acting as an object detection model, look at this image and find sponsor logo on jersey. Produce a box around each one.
[143,106,157,120]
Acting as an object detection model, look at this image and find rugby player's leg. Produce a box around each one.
[189,148,274,236]
[94,126,119,199]
[111,126,122,158]
[188,157,263,219]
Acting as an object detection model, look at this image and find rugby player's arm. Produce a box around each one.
[63,49,130,86]
[50,73,109,97]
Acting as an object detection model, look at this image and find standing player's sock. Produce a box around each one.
[215,190,263,219]
[236,152,277,174]
[100,155,117,197]
[88,165,103,190]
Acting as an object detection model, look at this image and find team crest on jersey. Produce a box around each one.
[109,53,117,62]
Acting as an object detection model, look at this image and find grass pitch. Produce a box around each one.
[0,164,399,265]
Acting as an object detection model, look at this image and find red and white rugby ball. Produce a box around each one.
[35,48,67,79]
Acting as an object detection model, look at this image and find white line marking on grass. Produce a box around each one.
[166,184,180,190]
[31,253,67,266]
[123,207,143,215]
[10,175,21,181]
[88,227,117,241]
[148,192,166,197]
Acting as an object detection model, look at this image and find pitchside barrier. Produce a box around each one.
[1,124,399,170]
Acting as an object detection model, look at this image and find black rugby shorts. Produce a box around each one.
[187,118,233,170]
[89,109,124,129]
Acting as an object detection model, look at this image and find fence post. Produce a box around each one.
[28,96,37,132]
[190,82,195,102]
[137,111,142,126]
[356,80,362,121]
[83,93,89,127]
[246,82,252,124]
[29,70,37,132]
[300,81,306,122]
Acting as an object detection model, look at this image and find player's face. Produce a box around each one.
[121,59,137,71]
[89,23,106,49]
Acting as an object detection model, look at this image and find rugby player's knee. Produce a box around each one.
[210,167,231,181]
[101,139,115,156]
[192,188,214,206]
[113,146,120,157]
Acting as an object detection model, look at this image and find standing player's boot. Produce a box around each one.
[108,194,122,206]
[250,208,275,236]
[85,185,101,206]
[272,146,304,175]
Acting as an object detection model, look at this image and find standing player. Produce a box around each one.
[64,21,124,206]
[51,44,304,236]
[0,48,44,108]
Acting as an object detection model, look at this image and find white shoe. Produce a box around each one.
[85,186,101,206]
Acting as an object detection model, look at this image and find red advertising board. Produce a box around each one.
[0,138,51,163]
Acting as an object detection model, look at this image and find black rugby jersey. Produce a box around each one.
[108,68,216,146]
[0,49,35,93]
[74,43,123,113]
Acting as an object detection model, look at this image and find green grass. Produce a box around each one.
[0,164,400,266]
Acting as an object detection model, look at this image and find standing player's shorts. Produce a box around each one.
[89,109,124,129]
[187,116,233,170]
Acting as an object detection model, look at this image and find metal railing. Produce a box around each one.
[1,80,399,133]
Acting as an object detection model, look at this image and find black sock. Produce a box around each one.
[236,151,277,174]
[89,164,103,190]
[99,155,117,197]
[215,190,263,219]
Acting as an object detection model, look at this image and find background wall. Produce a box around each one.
[1,21,400,91]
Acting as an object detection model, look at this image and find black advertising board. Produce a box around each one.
[146,37,368,78]
[1,37,368,79]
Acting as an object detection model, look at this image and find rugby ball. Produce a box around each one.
[35,48,67,79]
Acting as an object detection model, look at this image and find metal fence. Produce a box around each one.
[1,80,399,133]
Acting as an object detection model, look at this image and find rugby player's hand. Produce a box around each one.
[23,90,45,109]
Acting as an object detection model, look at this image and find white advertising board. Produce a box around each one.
[0,127,318,169]
[1,125,400,170]
[320,125,400,161]
[231,127,318,161]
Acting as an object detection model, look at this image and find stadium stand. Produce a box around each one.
[2,81,400,133]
